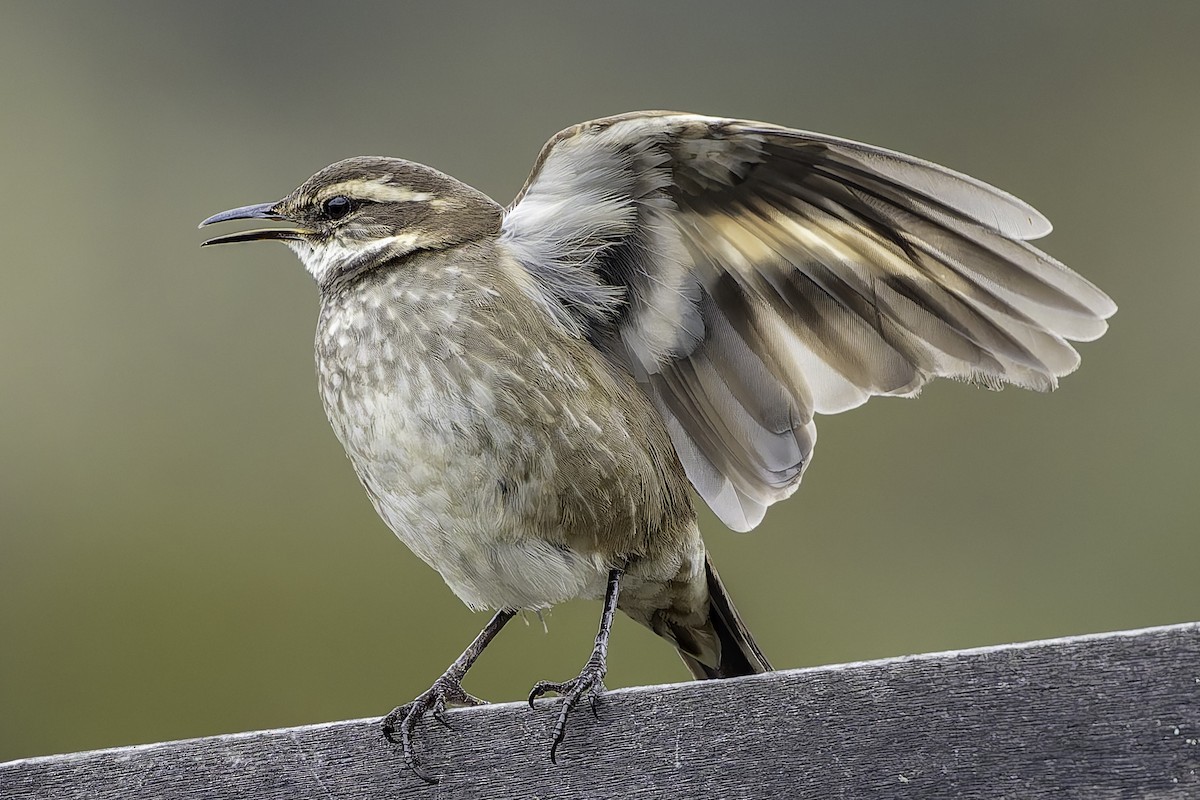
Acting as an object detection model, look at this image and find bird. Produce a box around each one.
[200,110,1115,778]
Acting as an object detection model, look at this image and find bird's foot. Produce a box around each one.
[381,674,487,784]
[527,651,607,763]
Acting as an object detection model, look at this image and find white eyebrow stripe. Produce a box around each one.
[321,178,436,204]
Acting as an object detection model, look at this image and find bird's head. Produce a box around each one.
[200,157,503,287]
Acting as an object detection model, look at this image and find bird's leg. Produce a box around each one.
[528,565,624,762]
[382,608,514,783]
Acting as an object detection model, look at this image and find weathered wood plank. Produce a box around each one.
[3,623,1198,799]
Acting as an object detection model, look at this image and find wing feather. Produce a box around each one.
[500,112,1115,531]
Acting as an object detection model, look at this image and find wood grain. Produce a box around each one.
[3,623,1198,799]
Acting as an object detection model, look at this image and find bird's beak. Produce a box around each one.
[198,202,312,246]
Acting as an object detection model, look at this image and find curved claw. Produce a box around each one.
[381,712,404,745]
[527,680,570,707]
[589,691,602,721]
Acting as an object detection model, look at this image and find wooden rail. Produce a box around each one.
[3,622,1198,798]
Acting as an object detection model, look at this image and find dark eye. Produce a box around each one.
[321,195,354,220]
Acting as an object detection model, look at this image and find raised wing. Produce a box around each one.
[500,112,1115,531]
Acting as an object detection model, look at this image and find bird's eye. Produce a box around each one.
[321,195,354,220]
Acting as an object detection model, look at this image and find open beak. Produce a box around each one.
[198,202,312,246]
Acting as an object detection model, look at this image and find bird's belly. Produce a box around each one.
[324,379,615,611]
[376,494,614,612]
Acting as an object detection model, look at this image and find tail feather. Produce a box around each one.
[678,555,772,680]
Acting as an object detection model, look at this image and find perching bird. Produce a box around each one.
[200,111,1115,777]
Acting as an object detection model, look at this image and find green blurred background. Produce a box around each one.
[2,1,1197,763]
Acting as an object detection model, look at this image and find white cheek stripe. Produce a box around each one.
[287,233,421,283]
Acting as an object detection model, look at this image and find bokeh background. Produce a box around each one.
[2,1,1197,763]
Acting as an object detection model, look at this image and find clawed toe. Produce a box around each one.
[380,676,489,784]
[527,659,607,763]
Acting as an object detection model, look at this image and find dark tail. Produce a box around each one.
[678,555,772,680]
